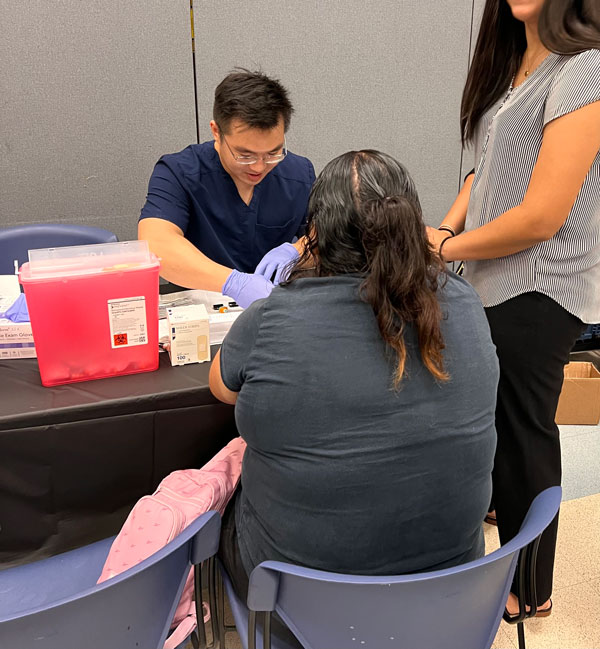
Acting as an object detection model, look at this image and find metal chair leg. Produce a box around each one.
[248,610,257,649]
[206,557,219,649]
[194,563,207,649]
[263,611,271,649]
[216,564,227,649]
[517,621,526,649]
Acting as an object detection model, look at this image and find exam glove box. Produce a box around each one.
[165,304,210,366]
[0,320,36,358]
[19,241,160,386]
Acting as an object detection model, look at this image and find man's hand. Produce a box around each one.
[222,270,274,308]
[254,242,300,285]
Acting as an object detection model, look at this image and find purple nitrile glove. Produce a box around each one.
[0,293,30,323]
[222,270,274,309]
[254,242,299,285]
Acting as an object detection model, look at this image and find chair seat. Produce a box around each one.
[218,488,562,649]
[0,513,220,649]
[0,536,115,618]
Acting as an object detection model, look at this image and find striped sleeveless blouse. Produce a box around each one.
[464,49,600,323]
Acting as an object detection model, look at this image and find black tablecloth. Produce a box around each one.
[0,349,237,568]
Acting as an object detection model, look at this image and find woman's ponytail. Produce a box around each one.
[360,196,448,386]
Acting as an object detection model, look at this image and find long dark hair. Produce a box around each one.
[461,0,600,144]
[287,150,448,386]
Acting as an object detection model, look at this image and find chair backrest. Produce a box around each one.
[246,487,562,649]
[0,223,118,274]
[0,511,220,649]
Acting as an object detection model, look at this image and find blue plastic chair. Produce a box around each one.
[218,487,562,649]
[0,511,221,649]
[0,223,118,274]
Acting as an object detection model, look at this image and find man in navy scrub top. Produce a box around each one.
[138,69,315,307]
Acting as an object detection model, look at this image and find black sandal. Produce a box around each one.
[484,510,497,526]
[504,599,552,621]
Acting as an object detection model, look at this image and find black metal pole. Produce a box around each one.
[189,0,200,144]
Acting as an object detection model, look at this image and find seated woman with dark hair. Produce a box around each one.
[209,150,499,603]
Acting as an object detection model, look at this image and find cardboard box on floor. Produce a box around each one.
[555,362,600,425]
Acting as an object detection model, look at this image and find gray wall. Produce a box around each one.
[0,0,196,242]
[1,1,479,239]
[194,0,474,223]
[460,0,487,182]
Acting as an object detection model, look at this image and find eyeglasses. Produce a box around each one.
[220,133,287,165]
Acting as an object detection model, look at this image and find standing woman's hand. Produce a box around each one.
[438,99,600,263]
[427,226,453,258]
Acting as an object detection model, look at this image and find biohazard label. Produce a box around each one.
[108,296,148,349]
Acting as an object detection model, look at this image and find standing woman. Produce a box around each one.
[430,0,600,615]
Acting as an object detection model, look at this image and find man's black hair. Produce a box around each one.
[213,68,294,134]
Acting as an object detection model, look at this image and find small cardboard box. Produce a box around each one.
[166,303,210,366]
[0,319,36,358]
[555,362,600,425]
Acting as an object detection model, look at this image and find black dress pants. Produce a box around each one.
[485,292,585,603]
[218,490,250,603]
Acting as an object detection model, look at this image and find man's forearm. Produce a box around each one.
[139,221,231,291]
[159,247,232,291]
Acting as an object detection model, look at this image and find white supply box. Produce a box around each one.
[0,320,36,358]
[208,311,240,345]
[166,303,210,366]
[159,289,242,346]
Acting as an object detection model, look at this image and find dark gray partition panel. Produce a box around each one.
[0,1,196,242]
[194,0,475,225]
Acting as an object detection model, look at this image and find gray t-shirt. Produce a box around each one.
[220,273,498,578]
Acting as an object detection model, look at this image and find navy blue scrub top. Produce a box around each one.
[139,141,316,273]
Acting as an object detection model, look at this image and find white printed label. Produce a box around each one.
[108,296,148,349]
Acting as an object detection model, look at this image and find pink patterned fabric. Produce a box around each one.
[98,437,246,648]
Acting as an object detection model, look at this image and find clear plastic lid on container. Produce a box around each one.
[20,240,159,280]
